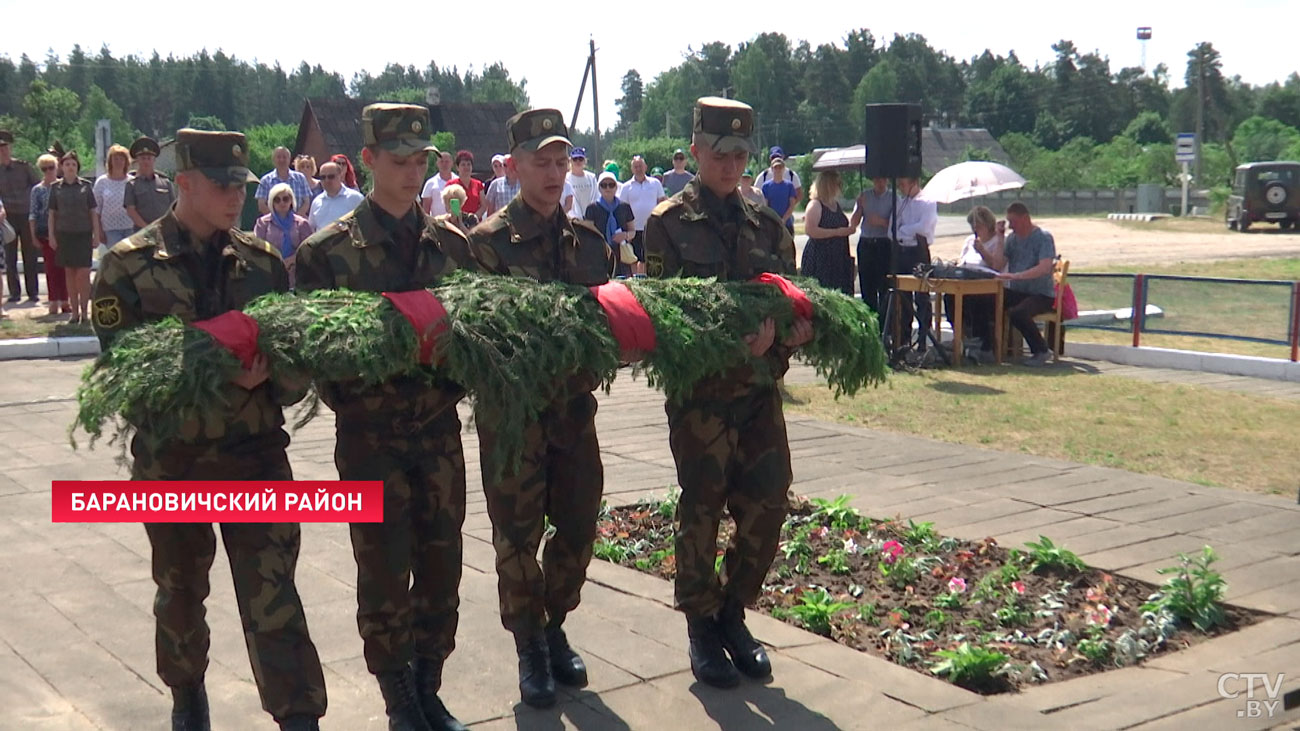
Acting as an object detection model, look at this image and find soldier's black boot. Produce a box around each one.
[686,614,741,689]
[169,684,210,731]
[544,621,589,688]
[412,657,468,731]
[376,668,435,731]
[718,598,772,679]
[514,633,557,708]
[277,716,321,731]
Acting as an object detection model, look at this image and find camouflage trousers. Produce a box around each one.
[477,391,603,636]
[134,431,328,721]
[336,407,466,675]
[666,385,793,618]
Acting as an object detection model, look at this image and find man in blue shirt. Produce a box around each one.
[760,158,797,234]
[987,202,1057,366]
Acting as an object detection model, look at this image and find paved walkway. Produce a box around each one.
[2,358,1298,730]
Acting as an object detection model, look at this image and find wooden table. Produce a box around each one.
[892,275,1005,365]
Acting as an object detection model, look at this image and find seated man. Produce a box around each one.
[985,202,1057,366]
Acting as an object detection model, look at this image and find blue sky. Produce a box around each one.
[3,0,1290,130]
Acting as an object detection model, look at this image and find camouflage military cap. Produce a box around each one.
[362,103,439,157]
[693,97,757,154]
[174,129,258,185]
[129,136,161,158]
[0,130,12,145]
[505,109,572,153]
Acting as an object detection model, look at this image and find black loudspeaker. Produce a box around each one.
[864,103,923,179]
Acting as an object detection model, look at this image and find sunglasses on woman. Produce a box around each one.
[599,182,616,189]
[273,196,292,203]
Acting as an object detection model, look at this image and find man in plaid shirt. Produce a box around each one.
[481,154,521,220]
[255,146,313,217]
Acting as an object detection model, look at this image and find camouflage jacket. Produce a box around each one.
[468,196,611,400]
[91,208,301,447]
[295,197,479,423]
[644,178,798,401]
[468,196,611,286]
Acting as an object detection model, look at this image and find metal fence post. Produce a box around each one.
[1132,274,1146,348]
[1290,282,1299,363]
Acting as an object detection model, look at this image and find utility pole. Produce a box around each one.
[590,38,600,165]
[1194,49,1205,185]
[570,39,601,165]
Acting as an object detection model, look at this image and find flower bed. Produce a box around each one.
[593,493,1261,693]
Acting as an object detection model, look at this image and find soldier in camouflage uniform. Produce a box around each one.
[295,104,474,731]
[91,129,327,731]
[644,97,814,689]
[466,109,611,709]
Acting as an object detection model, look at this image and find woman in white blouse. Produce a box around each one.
[93,144,136,265]
[948,206,1005,361]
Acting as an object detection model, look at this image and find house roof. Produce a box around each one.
[922,128,1009,171]
[295,98,519,175]
[808,128,1010,175]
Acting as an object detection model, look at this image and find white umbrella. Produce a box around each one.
[921,161,1026,204]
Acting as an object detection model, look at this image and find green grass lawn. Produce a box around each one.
[0,317,93,340]
[1068,257,1298,359]
[787,367,1299,496]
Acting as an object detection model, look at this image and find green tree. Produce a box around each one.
[469,62,528,109]
[244,123,298,179]
[186,115,226,131]
[1172,42,1233,142]
[849,60,900,133]
[22,80,81,149]
[1256,75,1300,129]
[78,85,137,156]
[1124,111,1172,144]
[616,70,644,129]
[1231,116,1300,162]
[964,62,1038,137]
[882,34,964,124]
[606,136,691,180]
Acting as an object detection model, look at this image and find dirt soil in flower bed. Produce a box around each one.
[594,496,1263,694]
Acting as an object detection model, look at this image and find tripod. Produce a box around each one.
[876,177,948,366]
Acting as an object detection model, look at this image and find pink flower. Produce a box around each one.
[812,526,829,539]
[881,540,904,564]
[947,577,967,593]
[1086,586,1105,603]
[1086,604,1114,626]
[1011,581,1026,595]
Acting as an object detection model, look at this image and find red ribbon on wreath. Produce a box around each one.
[752,272,813,320]
[589,281,656,357]
[192,310,261,369]
[382,290,450,365]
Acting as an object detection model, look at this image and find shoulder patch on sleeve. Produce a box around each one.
[570,218,604,237]
[232,229,282,259]
[651,198,678,217]
[91,296,124,329]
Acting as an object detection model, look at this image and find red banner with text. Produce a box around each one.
[50,481,384,523]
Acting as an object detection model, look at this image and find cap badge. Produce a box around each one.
[731,118,742,130]
[411,120,422,133]
[541,118,554,131]
[231,144,242,156]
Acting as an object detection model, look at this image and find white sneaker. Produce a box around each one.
[1023,350,1054,367]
